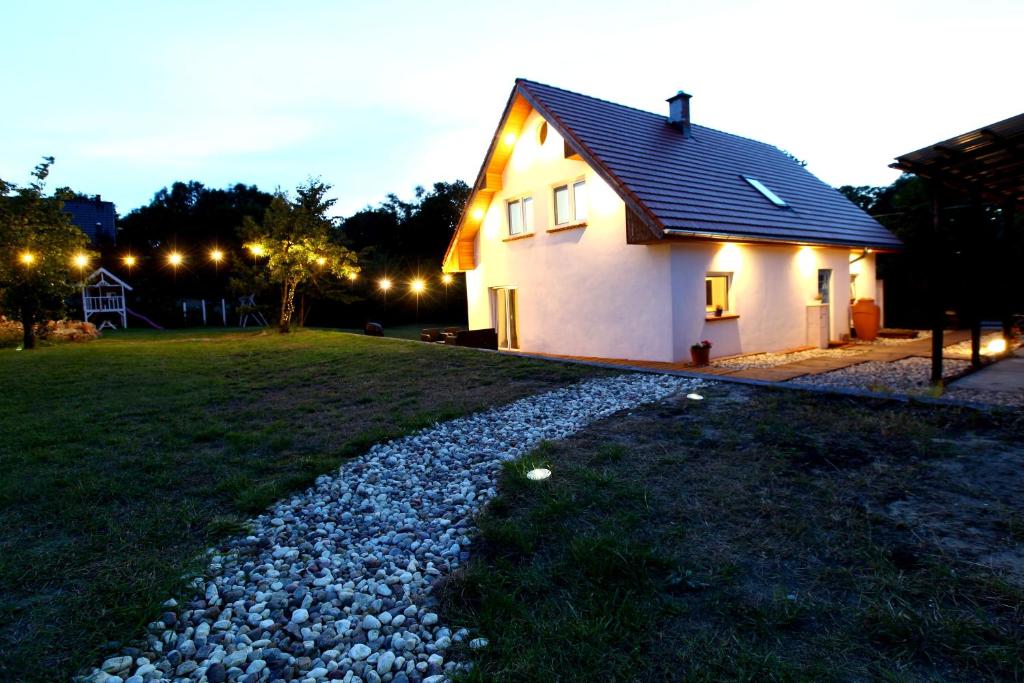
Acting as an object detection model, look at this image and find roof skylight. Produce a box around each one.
[742,176,788,207]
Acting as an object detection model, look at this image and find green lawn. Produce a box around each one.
[444,385,1024,682]
[0,328,602,681]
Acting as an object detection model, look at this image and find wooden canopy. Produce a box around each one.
[891,113,1024,207]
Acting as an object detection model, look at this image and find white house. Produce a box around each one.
[442,80,901,362]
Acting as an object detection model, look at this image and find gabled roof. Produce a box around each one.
[85,267,133,291]
[443,80,900,271]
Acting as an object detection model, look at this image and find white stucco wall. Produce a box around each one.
[669,242,860,359]
[466,109,675,361]
[463,107,869,362]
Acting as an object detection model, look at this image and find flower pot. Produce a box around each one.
[690,346,711,366]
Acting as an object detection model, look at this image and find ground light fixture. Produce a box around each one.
[686,393,704,401]
[526,468,551,481]
[986,338,1008,354]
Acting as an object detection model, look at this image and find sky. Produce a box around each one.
[1,0,1021,217]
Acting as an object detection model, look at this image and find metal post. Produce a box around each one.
[182,300,188,325]
[221,298,227,326]
[930,184,944,385]
[201,299,207,326]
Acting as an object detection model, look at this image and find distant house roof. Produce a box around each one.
[62,197,116,244]
[444,80,900,270]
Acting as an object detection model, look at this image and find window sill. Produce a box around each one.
[503,232,535,242]
[705,313,739,321]
[547,221,587,234]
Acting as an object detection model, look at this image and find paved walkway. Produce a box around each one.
[531,331,973,383]
[722,330,971,381]
[949,346,1024,392]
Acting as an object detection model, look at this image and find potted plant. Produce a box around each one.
[690,339,712,366]
[714,304,724,317]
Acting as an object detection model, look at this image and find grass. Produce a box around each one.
[0,327,603,681]
[443,385,1024,682]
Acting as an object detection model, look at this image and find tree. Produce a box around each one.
[240,180,359,332]
[0,157,92,348]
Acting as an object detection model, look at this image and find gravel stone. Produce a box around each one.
[83,375,701,682]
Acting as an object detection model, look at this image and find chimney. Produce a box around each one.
[666,90,692,137]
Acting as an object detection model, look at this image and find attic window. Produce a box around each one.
[538,121,548,145]
[742,176,788,208]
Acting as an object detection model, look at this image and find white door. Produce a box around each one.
[492,287,519,350]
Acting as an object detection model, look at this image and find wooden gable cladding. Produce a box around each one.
[626,206,662,244]
[442,94,533,272]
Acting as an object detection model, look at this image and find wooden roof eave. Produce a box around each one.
[442,89,530,273]
[661,229,901,253]
[442,81,667,272]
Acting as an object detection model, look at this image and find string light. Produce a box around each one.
[248,243,265,256]
[122,254,137,268]
[410,278,425,294]
[378,277,392,292]
[210,249,224,263]
[347,271,358,281]
[73,253,89,269]
[20,251,35,265]
[168,251,184,267]
[442,273,453,285]
[316,256,327,267]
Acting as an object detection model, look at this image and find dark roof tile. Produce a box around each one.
[518,79,901,249]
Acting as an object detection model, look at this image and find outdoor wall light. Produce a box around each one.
[526,468,551,481]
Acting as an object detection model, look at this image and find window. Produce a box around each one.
[506,196,534,236]
[705,273,731,313]
[538,121,548,145]
[742,175,788,207]
[553,179,587,225]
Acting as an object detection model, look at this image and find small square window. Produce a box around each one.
[572,180,587,221]
[507,199,523,235]
[554,185,570,225]
[705,273,731,313]
[507,196,533,236]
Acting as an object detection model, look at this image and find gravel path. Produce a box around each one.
[82,374,704,683]
[713,346,868,370]
[788,356,970,394]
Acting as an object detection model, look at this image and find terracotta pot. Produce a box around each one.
[690,346,711,366]
[851,298,880,341]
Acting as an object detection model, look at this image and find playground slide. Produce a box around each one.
[126,308,165,330]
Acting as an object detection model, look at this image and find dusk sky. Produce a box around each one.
[2,0,1021,217]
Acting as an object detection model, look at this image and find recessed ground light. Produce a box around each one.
[526,468,551,481]
[986,338,1007,354]
[686,393,704,401]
